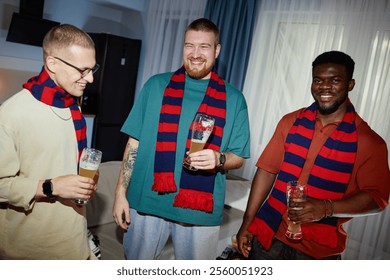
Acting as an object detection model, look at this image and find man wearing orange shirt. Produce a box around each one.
[237,51,390,259]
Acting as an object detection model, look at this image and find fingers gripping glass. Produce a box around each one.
[72,148,102,205]
[182,113,215,171]
[285,181,307,240]
[54,56,100,77]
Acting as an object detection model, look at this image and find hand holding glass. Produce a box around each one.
[72,148,102,205]
[285,181,307,240]
[183,113,215,171]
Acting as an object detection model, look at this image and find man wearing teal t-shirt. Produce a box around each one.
[113,18,250,260]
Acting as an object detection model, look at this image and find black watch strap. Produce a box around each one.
[42,179,55,199]
[217,152,226,169]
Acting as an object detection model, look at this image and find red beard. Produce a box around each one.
[184,59,214,79]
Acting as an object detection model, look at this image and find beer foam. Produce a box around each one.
[195,131,212,142]
[80,161,99,170]
[202,120,214,127]
[192,138,207,144]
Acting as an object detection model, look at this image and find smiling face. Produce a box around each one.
[45,45,96,98]
[311,63,355,116]
[183,30,221,80]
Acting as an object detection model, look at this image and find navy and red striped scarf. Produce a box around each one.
[248,100,357,249]
[152,66,226,213]
[23,68,87,161]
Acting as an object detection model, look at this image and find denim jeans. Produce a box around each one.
[123,208,220,260]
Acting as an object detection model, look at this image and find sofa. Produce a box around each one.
[86,161,251,260]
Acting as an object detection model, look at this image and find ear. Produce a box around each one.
[215,44,221,59]
[348,79,355,91]
[45,56,57,73]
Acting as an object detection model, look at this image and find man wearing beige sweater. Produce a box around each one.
[0,24,99,259]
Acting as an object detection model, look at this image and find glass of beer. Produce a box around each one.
[72,147,102,205]
[285,180,307,240]
[183,113,215,171]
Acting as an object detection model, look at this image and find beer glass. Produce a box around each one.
[72,147,102,205]
[231,234,238,252]
[285,180,307,240]
[183,113,215,171]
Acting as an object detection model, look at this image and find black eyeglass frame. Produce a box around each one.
[54,56,100,77]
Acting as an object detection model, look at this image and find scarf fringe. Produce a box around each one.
[302,223,338,248]
[248,218,339,249]
[247,217,274,250]
[152,173,177,193]
[173,189,213,213]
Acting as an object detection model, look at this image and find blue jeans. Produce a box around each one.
[123,208,220,260]
[249,238,341,260]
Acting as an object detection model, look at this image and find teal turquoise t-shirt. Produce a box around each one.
[121,72,250,226]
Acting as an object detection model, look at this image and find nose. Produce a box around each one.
[83,70,94,83]
[192,46,202,58]
[319,80,332,89]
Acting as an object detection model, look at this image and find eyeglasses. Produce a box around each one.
[54,56,100,77]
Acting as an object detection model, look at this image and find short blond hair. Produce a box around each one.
[185,18,220,46]
[42,24,95,59]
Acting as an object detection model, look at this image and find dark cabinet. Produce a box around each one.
[82,33,141,162]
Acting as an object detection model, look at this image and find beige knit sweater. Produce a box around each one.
[0,89,90,259]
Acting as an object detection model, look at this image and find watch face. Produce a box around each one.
[219,153,226,166]
[43,180,54,198]
[221,154,226,163]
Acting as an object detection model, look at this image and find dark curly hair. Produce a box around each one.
[312,51,355,80]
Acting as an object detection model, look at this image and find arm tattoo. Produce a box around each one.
[122,141,138,190]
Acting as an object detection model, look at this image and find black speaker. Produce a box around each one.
[6,12,60,47]
[19,0,45,18]
[82,33,141,162]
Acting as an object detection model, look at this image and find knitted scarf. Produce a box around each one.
[248,100,357,249]
[23,68,87,161]
[152,66,226,213]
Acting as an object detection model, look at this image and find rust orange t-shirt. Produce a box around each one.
[257,108,390,259]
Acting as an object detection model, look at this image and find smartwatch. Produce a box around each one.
[42,179,56,199]
[217,152,226,169]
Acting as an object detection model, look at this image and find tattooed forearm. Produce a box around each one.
[122,139,139,190]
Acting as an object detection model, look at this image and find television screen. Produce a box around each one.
[6,12,60,47]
